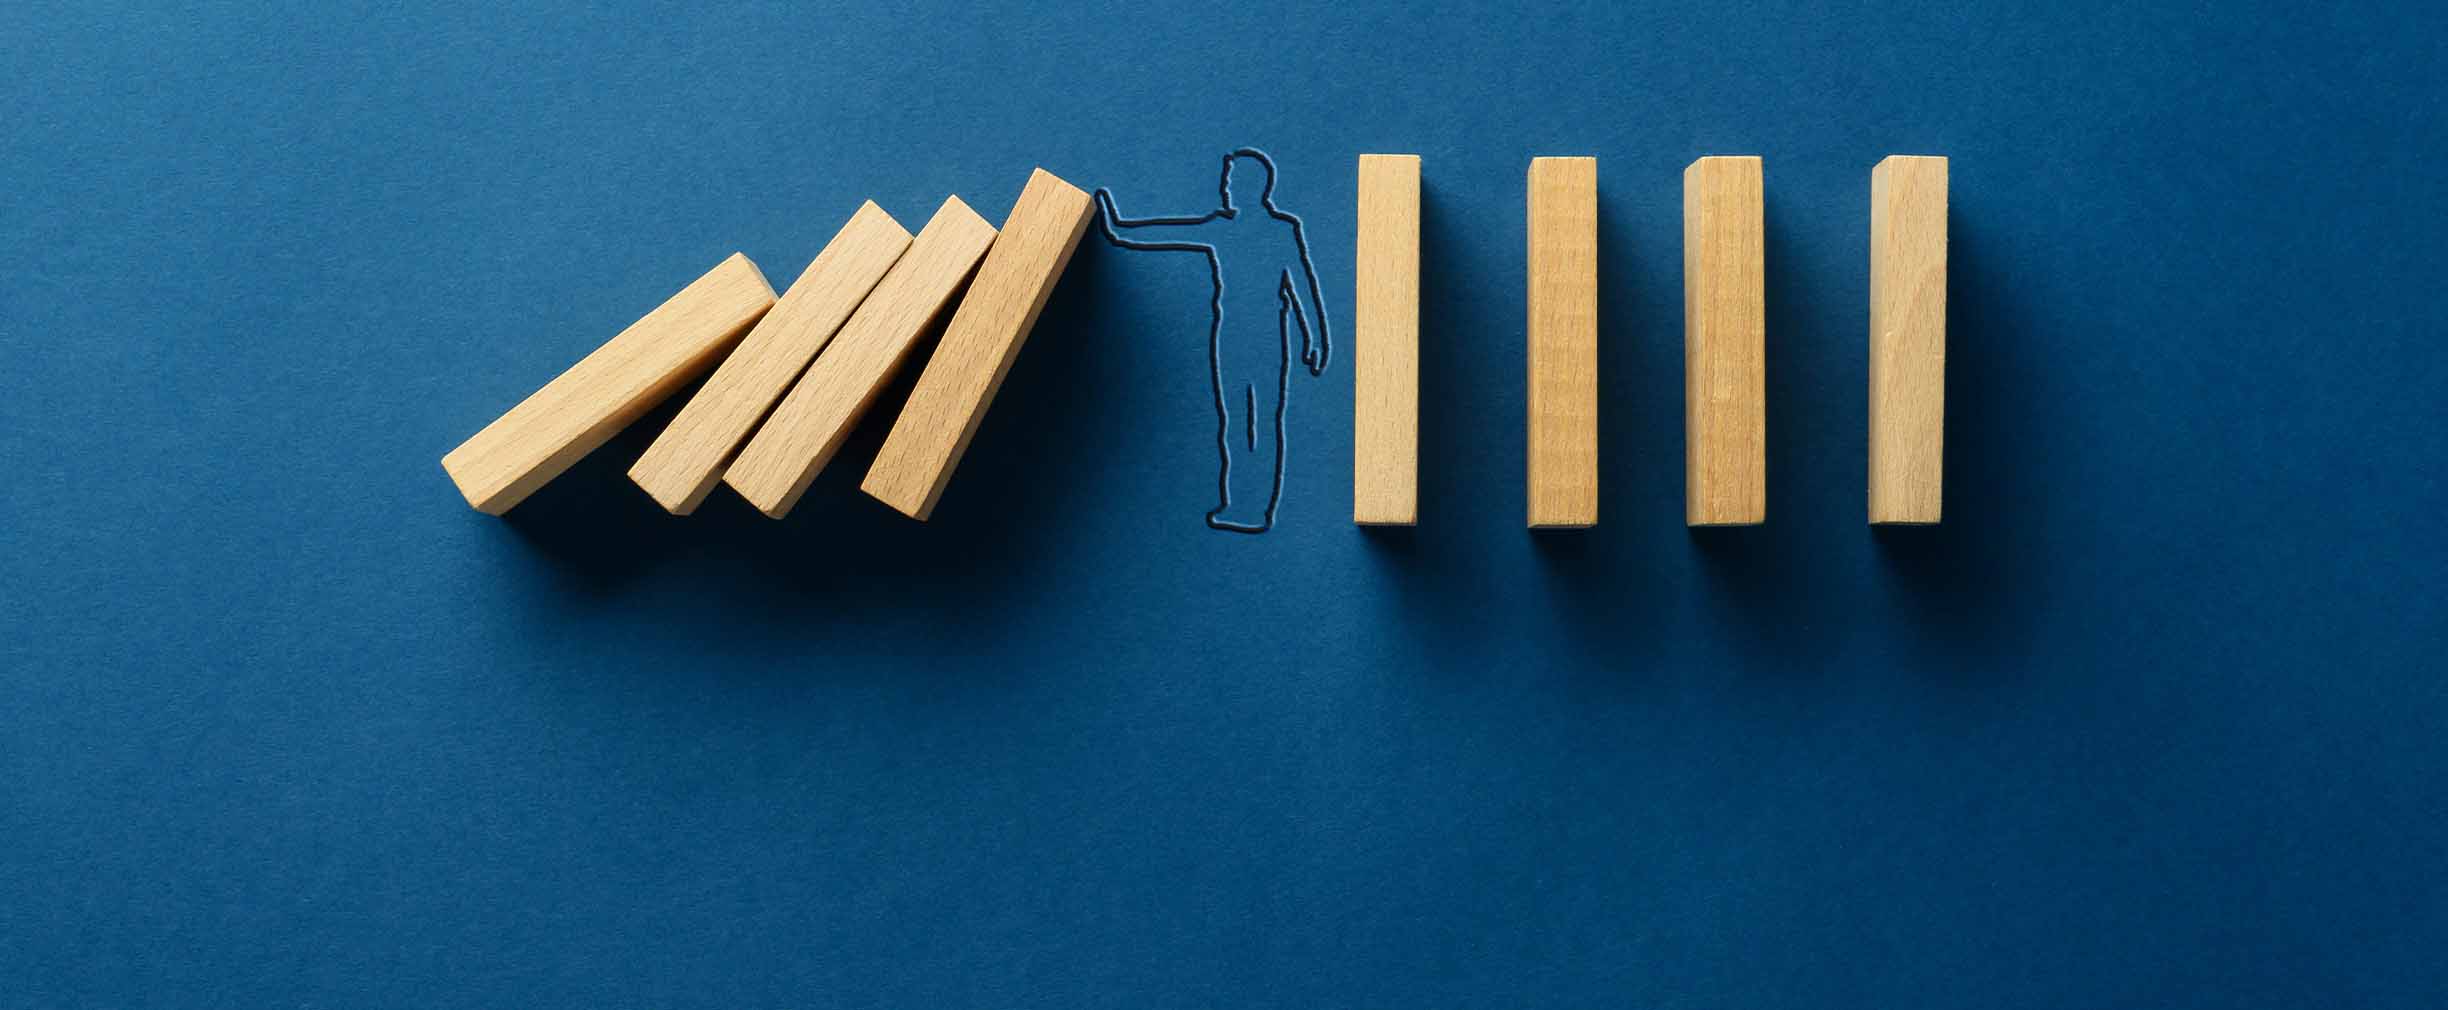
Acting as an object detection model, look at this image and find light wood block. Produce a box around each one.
[628,203,910,513]
[1869,155,1948,525]
[1684,155,1766,527]
[861,168,1093,520]
[725,196,997,518]
[1354,154,1421,526]
[1527,156,1598,529]
[441,253,775,515]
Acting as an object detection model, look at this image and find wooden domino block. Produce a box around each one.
[1354,153,1421,526]
[628,202,910,513]
[441,253,775,515]
[724,196,997,518]
[861,168,1093,521]
[1869,155,1948,524]
[1684,155,1766,527]
[1527,156,1598,529]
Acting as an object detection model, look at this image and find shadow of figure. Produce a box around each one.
[1091,148,1331,534]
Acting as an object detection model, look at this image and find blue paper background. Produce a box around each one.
[6,2,2446,1005]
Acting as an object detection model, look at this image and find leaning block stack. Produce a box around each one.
[441,168,1091,523]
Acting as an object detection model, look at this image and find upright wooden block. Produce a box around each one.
[628,202,910,513]
[1869,155,1948,524]
[440,253,775,515]
[1684,156,1766,527]
[1354,153,1421,526]
[725,196,997,518]
[861,168,1093,520]
[1527,156,1599,529]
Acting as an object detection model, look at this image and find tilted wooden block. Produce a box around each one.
[441,253,775,515]
[1527,156,1599,529]
[725,196,997,518]
[1354,153,1421,526]
[1684,155,1766,527]
[861,168,1093,521]
[628,203,910,513]
[1869,155,1948,525]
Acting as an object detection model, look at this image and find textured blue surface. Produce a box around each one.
[6,2,2446,1005]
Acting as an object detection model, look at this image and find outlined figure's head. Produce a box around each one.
[1217,147,1279,217]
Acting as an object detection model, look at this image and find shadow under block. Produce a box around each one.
[725,196,997,518]
[1527,156,1599,529]
[1869,155,1948,525]
[1684,156,1767,527]
[441,253,776,515]
[628,202,910,513]
[1354,154,1421,526]
[861,168,1093,520]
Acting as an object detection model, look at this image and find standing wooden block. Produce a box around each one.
[440,253,775,515]
[861,168,1093,520]
[725,196,998,518]
[1354,153,1421,526]
[1527,156,1599,529]
[1684,155,1766,527]
[1869,155,1948,524]
[628,202,911,513]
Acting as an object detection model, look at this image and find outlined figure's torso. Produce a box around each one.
[1094,148,1330,534]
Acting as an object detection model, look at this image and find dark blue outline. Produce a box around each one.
[1092,147,1331,534]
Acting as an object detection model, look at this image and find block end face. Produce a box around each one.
[1354,506,1417,527]
[858,471,934,522]
[719,251,777,302]
[629,468,713,517]
[440,451,513,515]
[853,200,912,242]
[1024,166,1088,205]
[932,194,997,239]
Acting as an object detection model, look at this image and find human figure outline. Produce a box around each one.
[1093,147,1331,534]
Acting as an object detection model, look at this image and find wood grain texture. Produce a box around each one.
[1684,156,1766,527]
[1869,155,1948,524]
[628,202,910,513]
[861,168,1093,520]
[1527,156,1599,529]
[440,253,775,515]
[1354,153,1421,526]
[725,196,997,518]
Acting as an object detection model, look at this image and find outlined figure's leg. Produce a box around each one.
[1202,255,1246,532]
[1207,274,1283,535]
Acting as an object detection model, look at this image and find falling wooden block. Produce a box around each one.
[725,196,997,518]
[1869,155,1948,525]
[628,203,911,513]
[440,253,775,515]
[1527,156,1598,529]
[1684,155,1766,527]
[1354,153,1421,526]
[861,168,1093,521]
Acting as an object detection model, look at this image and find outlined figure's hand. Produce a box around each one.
[1091,188,1121,239]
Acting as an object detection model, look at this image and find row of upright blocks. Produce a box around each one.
[1353,154,1949,528]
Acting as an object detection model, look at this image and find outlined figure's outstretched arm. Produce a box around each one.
[1094,188,1225,251]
